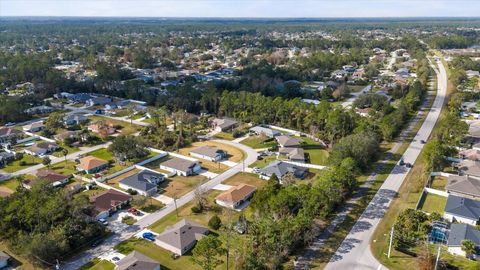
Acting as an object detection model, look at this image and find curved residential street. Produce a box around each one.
[325,58,448,270]
[61,139,258,270]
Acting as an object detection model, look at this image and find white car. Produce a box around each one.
[98,218,108,226]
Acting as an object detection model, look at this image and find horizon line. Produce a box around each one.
[2,15,480,19]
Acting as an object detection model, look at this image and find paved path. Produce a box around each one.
[324,58,447,270]
[294,74,434,270]
[61,139,258,270]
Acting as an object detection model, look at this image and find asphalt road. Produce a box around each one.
[61,139,258,270]
[325,58,447,270]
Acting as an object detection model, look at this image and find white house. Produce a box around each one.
[159,157,201,176]
[444,195,480,226]
[189,146,227,162]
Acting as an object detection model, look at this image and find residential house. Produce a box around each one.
[356,108,374,117]
[444,195,480,225]
[278,147,305,163]
[466,70,480,79]
[259,160,308,181]
[86,96,112,107]
[24,141,58,156]
[301,99,321,106]
[332,69,348,79]
[63,114,88,126]
[457,159,480,179]
[467,120,480,138]
[22,121,45,132]
[215,184,256,210]
[189,146,227,162]
[447,223,480,257]
[0,251,10,269]
[0,127,22,144]
[352,68,365,81]
[155,219,209,255]
[249,126,281,138]
[23,170,71,189]
[119,170,164,196]
[0,152,14,167]
[115,251,160,270]
[275,135,301,148]
[25,105,55,115]
[67,93,93,104]
[90,189,131,220]
[211,118,238,132]
[159,157,201,176]
[446,175,480,199]
[54,130,80,142]
[77,156,109,174]
[88,121,116,135]
[459,148,480,161]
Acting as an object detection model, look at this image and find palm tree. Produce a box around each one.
[62,148,69,163]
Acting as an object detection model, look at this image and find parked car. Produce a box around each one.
[98,218,108,226]
[257,156,263,161]
[112,257,120,262]
[399,158,405,166]
[252,167,260,174]
[5,122,15,127]
[405,163,412,168]
[142,232,156,241]
[420,139,426,144]
[128,207,138,215]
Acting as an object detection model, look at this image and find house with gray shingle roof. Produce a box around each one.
[259,160,308,182]
[444,195,480,225]
[447,223,480,257]
[211,118,238,132]
[159,157,201,176]
[275,135,301,148]
[119,170,164,196]
[278,147,305,163]
[115,251,160,270]
[155,219,209,255]
[249,126,281,138]
[0,251,10,269]
[446,175,480,200]
[189,146,226,162]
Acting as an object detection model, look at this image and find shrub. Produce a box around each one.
[19,161,27,166]
[208,215,222,230]
[127,189,138,195]
[191,205,202,214]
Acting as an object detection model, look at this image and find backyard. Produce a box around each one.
[1,155,42,173]
[223,172,266,188]
[88,115,141,135]
[417,192,447,214]
[240,135,277,149]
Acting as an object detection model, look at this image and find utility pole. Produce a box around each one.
[434,246,441,270]
[388,226,394,258]
[173,190,179,217]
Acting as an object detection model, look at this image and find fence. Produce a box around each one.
[282,160,326,170]
[430,171,455,177]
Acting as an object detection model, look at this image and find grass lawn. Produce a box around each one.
[417,193,447,214]
[74,186,107,199]
[213,132,234,141]
[430,176,448,190]
[51,144,80,158]
[1,155,42,173]
[240,135,276,149]
[0,242,37,270]
[300,137,329,165]
[88,148,113,160]
[249,155,276,169]
[132,197,165,213]
[49,160,78,175]
[223,172,266,188]
[158,174,207,198]
[80,258,115,270]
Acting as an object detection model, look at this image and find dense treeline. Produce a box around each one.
[0,182,105,265]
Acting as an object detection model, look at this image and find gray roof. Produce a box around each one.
[448,223,480,247]
[275,135,301,147]
[116,251,159,270]
[0,251,9,260]
[446,175,480,198]
[249,126,281,137]
[278,147,305,161]
[458,160,480,177]
[119,170,163,192]
[260,160,308,179]
[160,157,198,172]
[445,195,480,221]
[156,219,208,251]
[212,118,237,129]
[190,146,225,159]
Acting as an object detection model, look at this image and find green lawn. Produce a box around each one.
[88,148,113,160]
[80,259,115,270]
[1,155,42,173]
[417,193,447,214]
[240,136,277,149]
[49,160,78,175]
[213,132,235,141]
[88,115,141,135]
[430,176,447,190]
[249,155,276,169]
[51,144,80,158]
[0,178,21,191]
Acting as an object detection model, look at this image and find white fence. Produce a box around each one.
[425,187,449,197]
[265,125,327,147]
[23,132,56,143]
[283,160,326,170]
[430,171,455,177]
[137,152,168,166]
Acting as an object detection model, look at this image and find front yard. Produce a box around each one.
[80,259,115,270]
[157,174,207,198]
[49,160,78,175]
[1,155,42,173]
[223,172,266,188]
[88,115,141,136]
[417,193,447,214]
[240,135,277,149]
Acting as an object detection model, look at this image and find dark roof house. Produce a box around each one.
[119,170,164,196]
[444,195,480,225]
[115,251,160,270]
[155,219,209,255]
[446,175,480,199]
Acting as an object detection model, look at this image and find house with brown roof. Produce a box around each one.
[54,130,80,142]
[88,121,116,135]
[90,189,131,220]
[115,251,160,270]
[159,157,201,176]
[0,127,23,144]
[77,156,109,174]
[447,174,480,200]
[459,148,480,161]
[189,146,227,162]
[155,219,209,255]
[275,135,301,148]
[23,170,71,189]
[215,184,256,210]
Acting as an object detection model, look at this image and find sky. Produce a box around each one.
[1,0,479,18]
